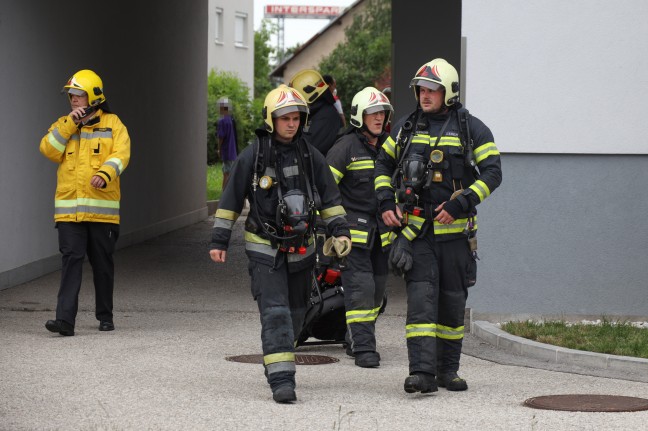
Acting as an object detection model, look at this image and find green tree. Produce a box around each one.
[318,0,391,115]
[254,20,276,99]
[207,70,254,164]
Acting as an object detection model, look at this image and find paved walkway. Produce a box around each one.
[1,218,647,430]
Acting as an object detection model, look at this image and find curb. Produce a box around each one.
[471,320,648,375]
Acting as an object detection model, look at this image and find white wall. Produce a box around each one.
[463,0,648,154]
[208,0,254,94]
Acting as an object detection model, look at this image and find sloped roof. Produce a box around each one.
[269,0,365,78]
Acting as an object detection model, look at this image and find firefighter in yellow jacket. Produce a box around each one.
[40,69,131,336]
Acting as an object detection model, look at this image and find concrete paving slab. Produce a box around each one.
[2,218,648,430]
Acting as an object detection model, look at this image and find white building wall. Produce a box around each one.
[207,0,254,95]
[460,0,648,316]
[463,0,648,154]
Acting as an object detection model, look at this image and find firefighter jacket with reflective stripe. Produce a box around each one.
[374,106,502,242]
[210,130,349,271]
[327,129,395,249]
[39,110,131,224]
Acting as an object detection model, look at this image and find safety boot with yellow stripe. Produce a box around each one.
[436,371,468,391]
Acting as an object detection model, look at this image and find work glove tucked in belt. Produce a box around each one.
[323,236,352,258]
[389,235,413,276]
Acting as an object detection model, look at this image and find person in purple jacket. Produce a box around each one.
[217,98,238,190]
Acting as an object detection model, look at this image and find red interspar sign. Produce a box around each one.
[264,5,342,18]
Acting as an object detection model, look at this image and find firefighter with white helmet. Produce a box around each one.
[40,69,131,336]
[326,87,395,368]
[209,85,350,403]
[374,58,503,393]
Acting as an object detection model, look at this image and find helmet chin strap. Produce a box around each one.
[361,124,380,139]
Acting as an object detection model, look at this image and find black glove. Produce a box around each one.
[388,235,413,276]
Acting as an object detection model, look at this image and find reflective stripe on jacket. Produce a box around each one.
[39,110,131,224]
[326,130,395,248]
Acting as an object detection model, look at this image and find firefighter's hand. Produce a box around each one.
[69,107,86,124]
[90,175,106,189]
[434,202,455,225]
[210,249,227,263]
[382,206,403,227]
[323,236,352,258]
[389,235,413,276]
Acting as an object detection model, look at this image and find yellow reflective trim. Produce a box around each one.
[215,208,239,221]
[469,180,490,202]
[405,323,437,338]
[320,205,346,219]
[346,306,381,324]
[329,165,343,184]
[433,218,469,235]
[435,136,462,147]
[350,229,368,244]
[244,231,271,245]
[374,175,392,190]
[48,132,66,153]
[474,142,500,164]
[264,352,295,365]
[348,160,374,171]
[54,198,119,209]
[380,231,395,247]
[412,135,430,145]
[437,324,465,340]
[401,226,417,241]
[381,137,397,159]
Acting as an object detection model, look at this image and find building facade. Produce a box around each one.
[207,0,254,94]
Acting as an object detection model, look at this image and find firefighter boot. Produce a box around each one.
[436,371,468,391]
[354,351,380,368]
[272,385,297,404]
[404,372,438,394]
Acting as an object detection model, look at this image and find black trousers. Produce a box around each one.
[55,222,119,326]
[340,231,388,354]
[249,257,311,391]
[405,232,471,375]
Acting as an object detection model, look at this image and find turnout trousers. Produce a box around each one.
[341,232,388,354]
[248,258,311,391]
[55,222,119,326]
[405,229,470,376]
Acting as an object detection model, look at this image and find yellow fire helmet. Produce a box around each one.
[62,69,106,106]
[288,69,329,104]
[410,58,459,106]
[349,87,393,129]
[263,84,309,133]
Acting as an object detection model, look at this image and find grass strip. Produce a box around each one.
[501,319,648,359]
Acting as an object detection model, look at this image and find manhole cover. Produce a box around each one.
[524,395,648,412]
[225,354,339,365]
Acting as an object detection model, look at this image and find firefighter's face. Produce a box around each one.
[274,112,301,143]
[363,110,385,137]
[69,92,89,109]
[418,86,445,114]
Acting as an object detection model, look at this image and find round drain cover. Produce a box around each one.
[524,395,648,412]
[226,354,339,365]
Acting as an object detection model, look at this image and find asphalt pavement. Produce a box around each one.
[1,216,648,430]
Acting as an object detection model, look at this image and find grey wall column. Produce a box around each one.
[391,0,461,119]
[0,1,208,289]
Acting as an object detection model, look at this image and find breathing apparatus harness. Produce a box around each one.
[250,136,318,255]
[391,105,479,251]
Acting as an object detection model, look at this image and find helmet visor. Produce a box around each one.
[412,79,442,91]
[365,104,392,115]
[66,88,86,96]
[272,105,308,118]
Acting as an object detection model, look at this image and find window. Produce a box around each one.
[234,12,248,47]
[215,7,223,43]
